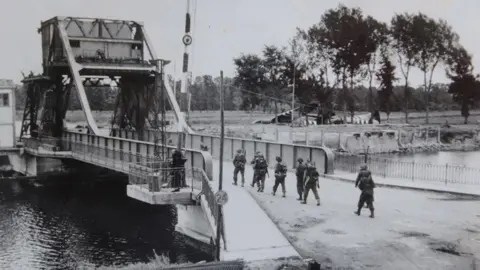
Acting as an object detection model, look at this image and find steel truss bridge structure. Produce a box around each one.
[20,16,191,142]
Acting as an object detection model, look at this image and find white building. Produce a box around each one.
[0,79,15,148]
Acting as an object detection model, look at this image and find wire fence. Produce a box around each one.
[335,154,480,185]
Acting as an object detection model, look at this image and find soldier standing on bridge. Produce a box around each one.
[232,149,246,186]
[253,152,268,192]
[272,156,287,197]
[171,149,187,192]
[354,165,376,218]
[295,158,307,201]
[250,151,261,188]
[301,161,321,206]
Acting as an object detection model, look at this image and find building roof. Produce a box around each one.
[0,79,15,89]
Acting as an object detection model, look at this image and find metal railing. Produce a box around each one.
[111,128,335,174]
[23,136,62,151]
[128,165,204,192]
[335,154,480,185]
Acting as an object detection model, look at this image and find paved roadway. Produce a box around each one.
[214,160,480,270]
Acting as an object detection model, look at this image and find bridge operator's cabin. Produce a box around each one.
[0,79,15,148]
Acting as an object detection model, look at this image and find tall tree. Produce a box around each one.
[391,13,419,123]
[233,54,266,110]
[318,4,373,122]
[262,45,287,120]
[376,48,398,122]
[446,46,480,124]
[411,14,459,123]
[364,16,388,114]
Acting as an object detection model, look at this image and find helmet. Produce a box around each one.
[297,158,303,163]
[276,156,282,162]
[255,151,262,156]
[360,164,368,170]
[237,149,243,153]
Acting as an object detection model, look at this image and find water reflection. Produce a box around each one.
[0,177,211,269]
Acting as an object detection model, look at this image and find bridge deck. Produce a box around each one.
[211,160,300,262]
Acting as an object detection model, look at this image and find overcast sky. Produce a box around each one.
[0,0,478,86]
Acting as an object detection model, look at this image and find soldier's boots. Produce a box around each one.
[369,209,374,218]
[297,196,302,201]
[241,183,244,187]
[354,207,361,216]
[282,193,286,198]
[233,181,237,186]
[316,199,320,206]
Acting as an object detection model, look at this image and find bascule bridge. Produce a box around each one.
[20,16,190,140]
[5,15,335,263]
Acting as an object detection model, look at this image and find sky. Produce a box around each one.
[0,0,478,87]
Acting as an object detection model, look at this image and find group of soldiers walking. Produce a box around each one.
[232,149,376,217]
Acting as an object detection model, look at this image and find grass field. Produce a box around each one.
[15,109,480,138]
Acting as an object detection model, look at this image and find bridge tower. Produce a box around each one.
[20,16,190,139]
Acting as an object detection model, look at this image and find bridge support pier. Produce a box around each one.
[8,152,65,176]
[175,205,214,245]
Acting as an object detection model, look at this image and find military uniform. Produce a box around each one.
[253,154,268,192]
[354,165,376,218]
[295,158,307,201]
[301,162,320,206]
[355,166,373,208]
[272,157,287,197]
[233,149,246,186]
[250,152,260,188]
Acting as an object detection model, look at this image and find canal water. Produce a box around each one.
[0,177,211,269]
[380,151,480,168]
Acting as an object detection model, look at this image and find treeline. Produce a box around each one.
[232,4,480,123]
[14,4,480,124]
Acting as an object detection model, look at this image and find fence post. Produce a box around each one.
[412,161,415,182]
[383,159,387,178]
[445,163,448,186]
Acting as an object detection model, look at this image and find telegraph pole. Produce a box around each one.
[215,70,225,261]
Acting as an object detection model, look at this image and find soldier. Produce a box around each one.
[253,152,269,192]
[272,156,287,197]
[233,149,246,186]
[354,165,376,218]
[355,165,372,208]
[295,158,307,201]
[250,151,261,188]
[171,149,187,192]
[301,162,320,206]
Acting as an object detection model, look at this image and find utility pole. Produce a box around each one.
[291,64,296,124]
[215,70,225,261]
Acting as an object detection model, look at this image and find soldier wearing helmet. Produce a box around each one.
[232,149,246,186]
[354,164,375,218]
[250,151,262,188]
[251,152,268,192]
[272,156,288,197]
[295,158,307,201]
[301,161,320,206]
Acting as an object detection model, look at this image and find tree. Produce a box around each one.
[411,14,459,123]
[376,48,398,122]
[262,45,287,120]
[233,54,266,110]
[364,16,388,114]
[317,4,374,122]
[391,13,419,123]
[446,46,480,124]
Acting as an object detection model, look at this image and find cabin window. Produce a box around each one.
[69,40,80,48]
[0,93,9,107]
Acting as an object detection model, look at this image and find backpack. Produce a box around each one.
[255,157,268,171]
[234,153,246,168]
